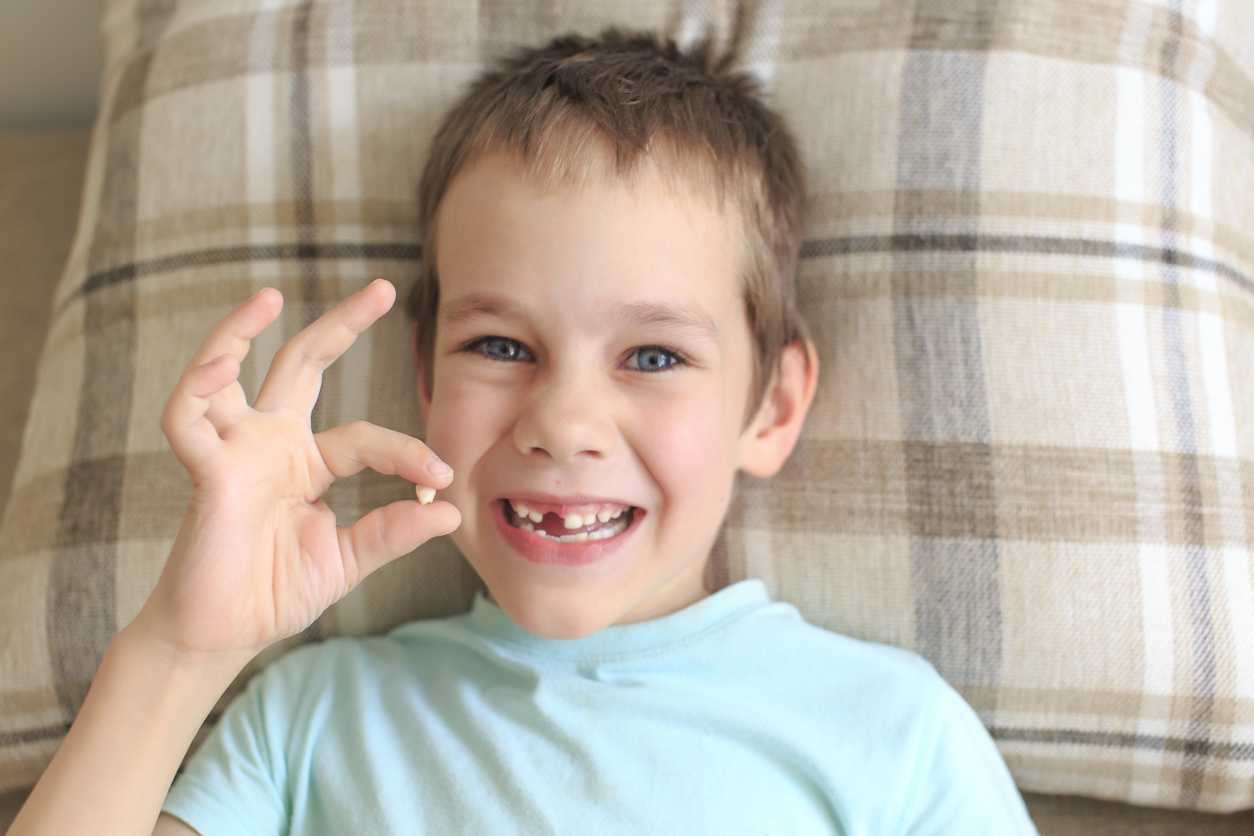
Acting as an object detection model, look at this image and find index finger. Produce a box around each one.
[253,279,395,415]
[185,287,284,373]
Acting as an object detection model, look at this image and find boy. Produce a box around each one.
[11,31,1036,835]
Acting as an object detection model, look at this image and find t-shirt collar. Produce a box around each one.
[465,578,770,662]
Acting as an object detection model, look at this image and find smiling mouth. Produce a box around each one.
[502,499,636,543]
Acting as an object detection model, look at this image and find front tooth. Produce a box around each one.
[564,513,584,529]
[597,509,612,523]
[528,510,543,523]
[574,532,588,542]
[416,486,436,505]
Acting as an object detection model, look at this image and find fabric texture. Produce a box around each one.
[0,0,1252,813]
[161,580,1037,836]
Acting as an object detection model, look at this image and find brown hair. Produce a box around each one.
[407,29,809,411]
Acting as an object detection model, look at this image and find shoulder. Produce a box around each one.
[720,598,944,698]
[244,613,478,706]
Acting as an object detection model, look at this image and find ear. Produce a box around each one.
[412,321,433,424]
[737,339,819,478]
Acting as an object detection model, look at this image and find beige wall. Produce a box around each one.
[0,0,103,129]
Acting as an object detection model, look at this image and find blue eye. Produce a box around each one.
[626,346,682,372]
[471,337,532,362]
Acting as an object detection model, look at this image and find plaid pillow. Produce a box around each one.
[1,0,1251,813]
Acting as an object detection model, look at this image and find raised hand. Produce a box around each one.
[135,279,460,665]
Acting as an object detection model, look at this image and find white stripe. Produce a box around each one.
[323,1,370,435]
[327,65,361,207]
[326,1,362,208]
[246,0,287,228]
[1137,543,1175,697]
[245,74,277,212]
[245,1,287,391]
[742,0,782,90]
[1195,0,1219,36]
[1197,312,1235,458]
[1116,303,1159,452]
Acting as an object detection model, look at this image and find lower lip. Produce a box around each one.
[492,501,642,567]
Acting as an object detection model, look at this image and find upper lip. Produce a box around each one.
[494,491,638,508]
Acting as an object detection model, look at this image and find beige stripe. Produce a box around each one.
[751,439,1254,546]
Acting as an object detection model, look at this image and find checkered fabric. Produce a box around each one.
[0,0,1251,813]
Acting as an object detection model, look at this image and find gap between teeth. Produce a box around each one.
[509,500,626,529]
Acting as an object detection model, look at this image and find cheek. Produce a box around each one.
[424,379,509,470]
[630,389,742,507]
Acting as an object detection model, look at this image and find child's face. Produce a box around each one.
[421,152,762,639]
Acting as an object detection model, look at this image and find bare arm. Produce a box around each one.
[7,281,459,836]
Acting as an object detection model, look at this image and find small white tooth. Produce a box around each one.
[513,500,531,518]
[574,532,588,542]
[564,513,583,529]
[558,533,575,543]
[597,509,612,523]
[588,529,607,541]
[416,486,436,505]
[528,510,543,523]
[611,508,623,519]
[520,521,534,532]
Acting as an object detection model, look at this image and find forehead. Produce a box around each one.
[433,151,744,319]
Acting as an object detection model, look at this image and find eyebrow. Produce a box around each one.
[614,302,721,343]
[439,292,721,343]
[439,293,528,326]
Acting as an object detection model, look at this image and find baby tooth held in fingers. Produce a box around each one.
[416,486,437,505]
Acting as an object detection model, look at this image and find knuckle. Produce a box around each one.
[399,434,428,459]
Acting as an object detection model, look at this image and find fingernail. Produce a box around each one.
[427,456,453,478]
[416,486,437,505]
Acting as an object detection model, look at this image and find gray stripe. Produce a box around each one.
[61,231,1254,310]
[895,5,1002,690]
[800,234,1254,295]
[47,0,180,720]
[1157,1,1217,808]
[291,0,319,322]
[990,727,1254,761]
[71,242,422,306]
[288,0,325,644]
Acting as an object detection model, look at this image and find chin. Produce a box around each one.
[492,586,618,640]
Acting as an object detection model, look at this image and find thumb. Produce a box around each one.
[337,499,461,581]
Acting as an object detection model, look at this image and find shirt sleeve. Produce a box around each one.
[897,677,1039,836]
[161,666,292,836]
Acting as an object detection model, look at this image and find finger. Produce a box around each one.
[254,279,395,415]
[186,287,284,373]
[338,499,461,581]
[161,354,242,471]
[314,420,454,488]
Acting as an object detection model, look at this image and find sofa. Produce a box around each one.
[2,0,1254,832]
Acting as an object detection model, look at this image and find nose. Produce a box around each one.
[513,364,617,461]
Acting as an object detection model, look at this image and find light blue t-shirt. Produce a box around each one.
[163,580,1036,835]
